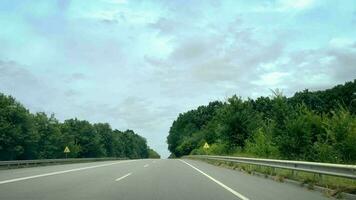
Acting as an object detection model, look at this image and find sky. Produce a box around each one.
[0,0,355,158]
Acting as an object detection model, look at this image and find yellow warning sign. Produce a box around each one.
[203,142,210,149]
[64,146,70,153]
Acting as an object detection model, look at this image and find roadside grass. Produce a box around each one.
[191,158,356,197]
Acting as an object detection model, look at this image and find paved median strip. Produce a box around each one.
[0,160,136,185]
[115,172,132,182]
[179,159,250,200]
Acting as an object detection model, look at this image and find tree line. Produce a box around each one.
[167,80,356,164]
[0,93,160,160]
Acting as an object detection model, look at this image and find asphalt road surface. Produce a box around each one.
[0,159,330,200]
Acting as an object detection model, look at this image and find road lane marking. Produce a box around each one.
[179,159,249,200]
[0,160,136,185]
[144,164,149,168]
[115,173,132,182]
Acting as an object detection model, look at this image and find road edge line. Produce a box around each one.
[179,159,249,200]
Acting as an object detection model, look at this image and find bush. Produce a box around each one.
[245,126,279,158]
[322,107,356,163]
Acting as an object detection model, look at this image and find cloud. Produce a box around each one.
[254,0,316,12]
[252,40,356,95]
[0,60,57,111]
[57,0,70,11]
[146,6,355,102]
[146,17,287,100]
[253,72,290,86]
[149,17,180,35]
[329,38,355,48]
[278,0,315,10]
[169,37,215,63]
[72,73,86,80]
[0,60,39,91]
[326,42,356,81]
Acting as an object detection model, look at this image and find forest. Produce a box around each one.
[0,94,160,160]
[167,80,356,164]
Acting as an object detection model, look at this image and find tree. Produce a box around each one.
[215,96,261,149]
[34,113,62,158]
[148,149,160,158]
[166,79,356,164]
[0,94,38,160]
[0,93,158,161]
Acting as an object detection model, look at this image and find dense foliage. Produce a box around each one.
[167,80,356,164]
[0,94,160,160]
[148,149,161,159]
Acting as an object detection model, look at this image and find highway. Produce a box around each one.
[0,159,330,200]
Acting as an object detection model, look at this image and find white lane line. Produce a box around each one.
[179,159,249,200]
[144,164,149,168]
[0,160,136,185]
[115,173,132,182]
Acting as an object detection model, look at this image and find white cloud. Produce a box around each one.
[89,10,119,21]
[279,0,315,10]
[329,37,355,48]
[106,0,127,4]
[253,72,289,87]
[254,0,316,12]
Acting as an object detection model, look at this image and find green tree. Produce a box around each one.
[148,149,160,158]
[0,94,38,160]
[215,96,261,149]
[34,113,62,158]
[166,79,356,164]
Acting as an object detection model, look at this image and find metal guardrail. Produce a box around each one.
[186,155,356,179]
[0,157,126,168]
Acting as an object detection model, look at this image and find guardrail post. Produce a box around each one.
[318,173,323,183]
[257,165,261,174]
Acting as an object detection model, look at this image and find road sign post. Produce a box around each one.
[64,146,70,158]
